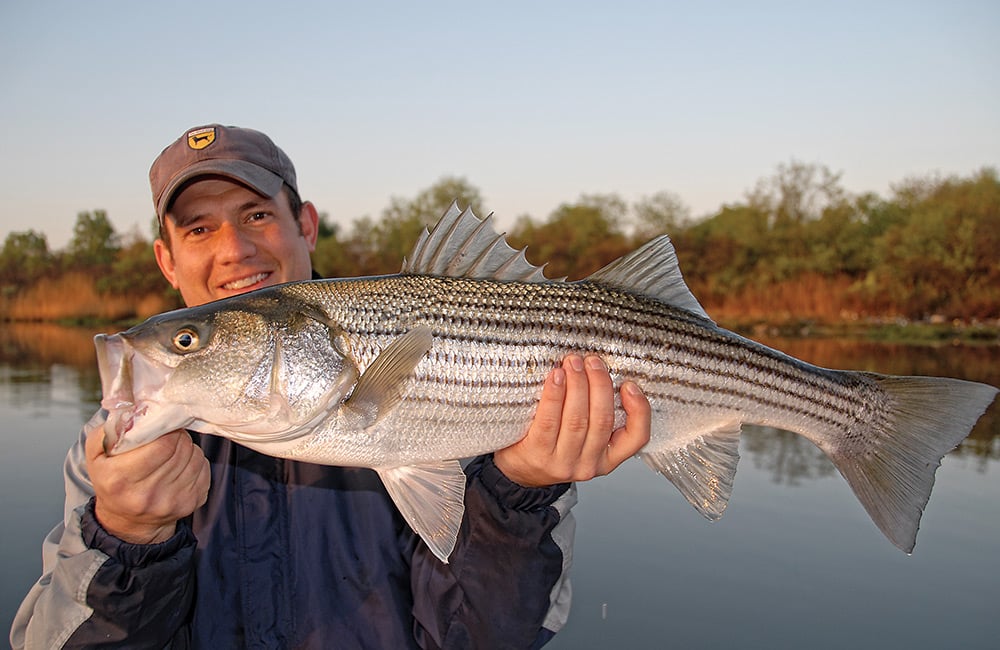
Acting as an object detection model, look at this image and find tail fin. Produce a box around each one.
[832,374,997,553]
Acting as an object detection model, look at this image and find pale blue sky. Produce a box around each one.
[1,1,997,249]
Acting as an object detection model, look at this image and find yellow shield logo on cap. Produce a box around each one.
[187,127,216,150]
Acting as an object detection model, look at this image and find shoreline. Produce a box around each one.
[2,315,998,347]
[723,318,1000,346]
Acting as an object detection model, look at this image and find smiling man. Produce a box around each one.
[156,176,318,303]
[151,126,320,305]
[11,124,651,649]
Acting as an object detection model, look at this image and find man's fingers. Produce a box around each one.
[604,381,651,470]
[157,431,198,482]
[192,458,212,508]
[578,356,616,467]
[163,438,210,512]
[528,364,569,453]
[84,422,108,462]
[553,355,590,458]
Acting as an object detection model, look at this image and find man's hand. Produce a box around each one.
[494,354,651,488]
[86,426,211,544]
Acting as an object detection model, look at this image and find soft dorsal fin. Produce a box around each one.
[585,235,713,323]
[401,202,551,282]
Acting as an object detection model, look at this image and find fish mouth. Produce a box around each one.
[94,333,139,453]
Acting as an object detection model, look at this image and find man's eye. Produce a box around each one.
[248,212,270,222]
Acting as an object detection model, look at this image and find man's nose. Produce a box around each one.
[216,221,257,261]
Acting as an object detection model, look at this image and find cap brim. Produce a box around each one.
[156,159,285,219]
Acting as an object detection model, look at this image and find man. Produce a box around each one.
[11,124,651,649]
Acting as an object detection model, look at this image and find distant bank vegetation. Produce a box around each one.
[2,161,998,331]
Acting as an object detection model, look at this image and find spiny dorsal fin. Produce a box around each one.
[401,201,551,283]
[585,235,713,323]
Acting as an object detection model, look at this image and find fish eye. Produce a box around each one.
[172,328,201,352]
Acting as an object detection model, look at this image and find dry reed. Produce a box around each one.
[0,272,172,322]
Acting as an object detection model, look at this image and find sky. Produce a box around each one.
[1,1,997,250]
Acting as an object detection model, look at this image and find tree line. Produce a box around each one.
[1,162,998,324]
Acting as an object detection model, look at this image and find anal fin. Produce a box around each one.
[641,421,742,521]
[377,460,467,563]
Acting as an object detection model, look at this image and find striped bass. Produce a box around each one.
[95,203,998,562]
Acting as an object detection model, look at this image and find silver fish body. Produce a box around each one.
[95,203,998,562]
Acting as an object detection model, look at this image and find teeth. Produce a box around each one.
[224,273,268,290]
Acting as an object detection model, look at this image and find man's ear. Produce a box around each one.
[153,238,180,289]
[299,201,320,252]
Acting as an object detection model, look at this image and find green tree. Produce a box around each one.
[679,203,770,294]
[383,176,485,227]
[0,230,51,290]
[99,228,171,298]
[870,168,1000,318]
[66,210,119,272]
[510,193,629,279]
[683,161,857,288]
[794,193,873,278]
[312,235,354,279]
[752,161,849,281]
[311,177,488,278]
[748,160,846,227]
[316,211,338,239]
[311,211,354,278]
[633,190,691,241]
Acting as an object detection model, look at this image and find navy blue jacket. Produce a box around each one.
[14,429,576,649]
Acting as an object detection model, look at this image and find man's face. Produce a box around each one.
[154,177,318,307]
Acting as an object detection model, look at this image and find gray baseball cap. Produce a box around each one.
[150,124,298,221]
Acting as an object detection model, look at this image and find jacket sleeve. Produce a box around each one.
[409,454,578,650]
[9,411,197,650]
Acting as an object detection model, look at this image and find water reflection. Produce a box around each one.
[0,322,111,370]
[743,427,837,485]
[0,324,105,421]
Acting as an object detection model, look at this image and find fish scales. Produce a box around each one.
[94,202,997,561]
[286,275,878,459]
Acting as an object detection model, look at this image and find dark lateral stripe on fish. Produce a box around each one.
[407,334,858,432]
[407,364,853,433]
[361,309,846,402]
[355,318,862,426]
[421,279,849,388]
[329,277,865,418]
[422,325,861,422]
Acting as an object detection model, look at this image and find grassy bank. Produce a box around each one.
[0,272,175,324]
[3,274,997,347]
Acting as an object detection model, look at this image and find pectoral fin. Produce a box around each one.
[640,420,742,521]
[344,326,433,429]
[377,461,467,563]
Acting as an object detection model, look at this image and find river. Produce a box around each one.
[2,323,998,648]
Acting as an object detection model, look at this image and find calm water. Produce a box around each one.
[2,324,998,648]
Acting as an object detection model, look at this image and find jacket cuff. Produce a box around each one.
[472,454,570,511]
[80,497,196,566]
